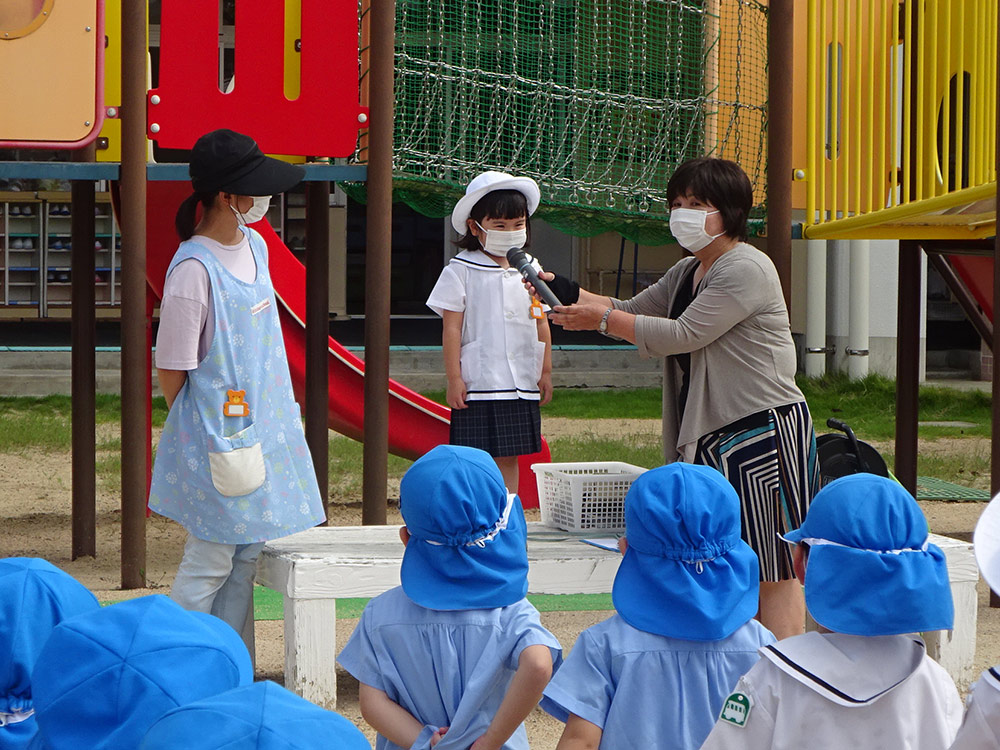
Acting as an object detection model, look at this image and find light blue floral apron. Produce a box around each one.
[149,228,325,544]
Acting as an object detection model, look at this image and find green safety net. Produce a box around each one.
[345,0,769,244]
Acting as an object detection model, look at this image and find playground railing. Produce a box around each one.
[804,0,997,239]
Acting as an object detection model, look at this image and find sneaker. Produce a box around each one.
[22,205,33,216]
[46,270,55,282]
[63,240,71,251]
[24,238,34,250]
[9,205,20,216]
[57,271,70,283]
[51,239,62,250]
[11,238,23,249]
[95,273,103,283]
[60,204,70,216]
[94,240,103,251]
[48,204,59,216]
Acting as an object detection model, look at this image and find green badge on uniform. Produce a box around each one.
[720,691,751,727]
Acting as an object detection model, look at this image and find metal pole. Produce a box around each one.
[804,239,828,378]
[766,0,794,310]
[120,0,147,588]
[306,179,331,519]
[895,240,921,495]
[71,144,97,560]
[847,239,870,380]
[362,0,394,525]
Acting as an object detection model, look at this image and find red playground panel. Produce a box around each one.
[148,0,367,155]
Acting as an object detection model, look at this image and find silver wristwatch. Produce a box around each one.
[598,307,613,335]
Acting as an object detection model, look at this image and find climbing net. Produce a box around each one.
[354,0,768,243]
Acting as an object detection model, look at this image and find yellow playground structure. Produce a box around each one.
[798,0,997,240]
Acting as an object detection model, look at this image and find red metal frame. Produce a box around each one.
[148,0,367,155]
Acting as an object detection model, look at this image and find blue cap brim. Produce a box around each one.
[612,541,760,641]
[400,501,529,610]
[804,544,954,635]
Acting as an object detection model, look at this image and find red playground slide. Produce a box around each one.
[947,255,993,322]
[143,182,548,506]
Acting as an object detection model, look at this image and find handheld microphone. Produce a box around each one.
[506,248,563,309]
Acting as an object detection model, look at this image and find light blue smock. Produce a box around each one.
[540,613,774,750]
[337,586,562,750]
[149,228,325,544]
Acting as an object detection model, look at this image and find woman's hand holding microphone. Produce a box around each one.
[524,272,605,331]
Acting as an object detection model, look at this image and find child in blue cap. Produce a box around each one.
[539,463,775,749]
[0,558,99,749]
[701,473,962,749]
[26,595,253,749]
[950,491,1000,749]
[140,680,370,750]
[337,444,562,750]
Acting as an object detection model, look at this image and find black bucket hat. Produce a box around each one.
[189,129,305,196]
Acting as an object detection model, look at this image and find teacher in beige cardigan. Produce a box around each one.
[540,157,817,640]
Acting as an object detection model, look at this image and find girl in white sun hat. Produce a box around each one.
[426,171,553,492]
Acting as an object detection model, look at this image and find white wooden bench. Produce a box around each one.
[256,525,977,707]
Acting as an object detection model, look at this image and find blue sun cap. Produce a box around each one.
[399,445,529,611]
[612,463,760,641]
[139,681,370,750]
[0,558,99,747]
[783,473,954,636]
[28,595,252,750]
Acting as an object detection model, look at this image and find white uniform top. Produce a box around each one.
[950,668,1000,749]
[155,233,258,370]
[426,249,547,401]
[700,632,963,750]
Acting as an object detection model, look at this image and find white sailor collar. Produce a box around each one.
[761,631,926,707]
[451,249,507,272]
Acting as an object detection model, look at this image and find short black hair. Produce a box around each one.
[666,157,753,242]
[455,189,532,250]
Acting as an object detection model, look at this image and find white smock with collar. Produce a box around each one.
[699,631,963,750]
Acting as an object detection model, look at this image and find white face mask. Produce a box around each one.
[230,195,271,225]
[475,222,527,257]
[669,208,724,253]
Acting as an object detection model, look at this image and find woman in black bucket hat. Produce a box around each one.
[149,130,326,651]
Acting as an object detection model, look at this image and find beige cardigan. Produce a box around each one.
[613,243,805,461]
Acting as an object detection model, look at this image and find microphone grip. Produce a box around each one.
[521,263,563,308]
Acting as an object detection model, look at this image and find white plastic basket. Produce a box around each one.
[530,461,648,532]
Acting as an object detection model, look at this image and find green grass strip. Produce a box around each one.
[249,586,613,621]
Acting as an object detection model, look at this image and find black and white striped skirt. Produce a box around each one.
[694,401,819,582]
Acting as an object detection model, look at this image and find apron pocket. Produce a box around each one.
[208,442,266,497]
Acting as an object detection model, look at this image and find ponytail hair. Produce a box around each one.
[175,191,218,240]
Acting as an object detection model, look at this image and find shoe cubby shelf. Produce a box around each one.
[1,193,122,313]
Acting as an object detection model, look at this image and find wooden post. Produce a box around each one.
[361,0,394,526]
[306,178,331,519]
[120,0,147,588]
[991,0,1000,607]
[895,240,921,495]
[766,0,794,310]
[71,144,97,559]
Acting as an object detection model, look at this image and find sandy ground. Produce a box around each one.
[1,418,997,748]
